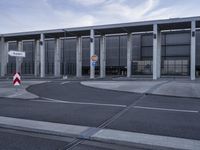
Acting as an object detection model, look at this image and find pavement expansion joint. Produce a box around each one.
[79,127,101,140]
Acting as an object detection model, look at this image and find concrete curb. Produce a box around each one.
[91,129,200,150]
[0,116,89,138]
[0,116,199,150]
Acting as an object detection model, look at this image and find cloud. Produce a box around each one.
[0,0,200,33]
[92,0,159,24]
[71,0,106,6]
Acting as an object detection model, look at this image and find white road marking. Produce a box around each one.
[133,106,199,113]
[60,81,70,85]
[32,97,127,108]
[8,93,23,98]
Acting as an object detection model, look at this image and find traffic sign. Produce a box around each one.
[13,73,21,86]
[92,61,96,67]
[91,54,98,62]
[8,51,25,58]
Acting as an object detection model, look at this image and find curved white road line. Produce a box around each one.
[32,97,127,108]
[133,106,199,113]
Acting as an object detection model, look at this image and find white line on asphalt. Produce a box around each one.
[8,93,23,98]
[32,97,127,108]
[60,81,70,85]
[133,106,199,113]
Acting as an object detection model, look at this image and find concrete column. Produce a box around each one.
[127,33,132,78]
[34,40,40,77]
[54,38,61,77]
[100,35,106,78]
[90,29,95,79]
[0,37,7,77]
[16,41,23,73]
[76,36,82,78]
[40,33,45,78]
[153,24,161,80]
[191,21,196,80]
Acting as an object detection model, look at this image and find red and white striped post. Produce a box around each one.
[13,73,21,91]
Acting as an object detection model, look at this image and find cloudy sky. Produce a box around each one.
[0,0,199,33]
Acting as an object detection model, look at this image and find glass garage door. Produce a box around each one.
[106,35,127,76]
[7,42,17,75]
[21,41,34,75]
[61,39,76,76]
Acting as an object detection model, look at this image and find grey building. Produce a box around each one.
[0,16,200,80]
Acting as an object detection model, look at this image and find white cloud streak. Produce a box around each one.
[71,0,106,6]
[0,0,199,33]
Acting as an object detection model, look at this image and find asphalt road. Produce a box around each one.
[0,128,70,150]
[28,81,200,140]
[0,80,199,150]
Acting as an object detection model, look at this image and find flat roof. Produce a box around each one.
[2,16,200,41]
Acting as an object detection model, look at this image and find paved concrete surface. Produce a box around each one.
[0,80,47,99]
[81,80,200,98]
[81,80,166,93]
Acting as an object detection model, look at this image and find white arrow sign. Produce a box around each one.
[8,51,26,58]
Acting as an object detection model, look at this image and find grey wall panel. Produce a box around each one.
[141,34,153,46]
[106,36,120,66]
[7,42,17,74]
[23,41,34,62]
[61,39,76,75]
[22,41,35,74]
[165,32,190,45]
[161,46,166,57]
[45,40,55,74]
[196,31,200,66]
[165,45,190,57]
[45,40,55,63]
[63,39,76,63]
[62,39,76,63]
[8,42,17,63]
[82,38,90,67]
[119,35,127,66]
[132,34,141,60]
[164,56,189,60]
[141,47,153,58]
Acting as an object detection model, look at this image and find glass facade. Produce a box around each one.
[7,42,17,75]
[132,34,153,75]
[82,37,90,75]
[196,31,200,76]
[161,31,190,76]
[45,40,55,75]
[4,30,200,77]
[61,38,76,76]
[106,35,127,76]
[22,41,35,75]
